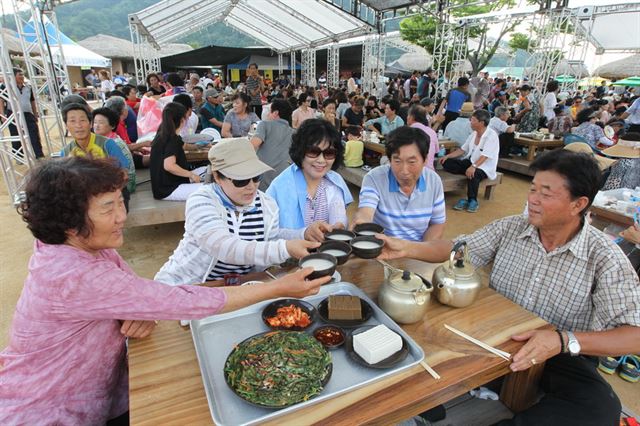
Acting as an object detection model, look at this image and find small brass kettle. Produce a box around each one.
[432,241,481,308]
[378,260,433,324]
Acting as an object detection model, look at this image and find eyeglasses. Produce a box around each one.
[305,146,337,160]
[218,172,261,188]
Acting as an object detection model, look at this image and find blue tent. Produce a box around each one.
[20,16,110,67]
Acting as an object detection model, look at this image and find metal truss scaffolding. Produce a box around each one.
[301,49,317,86]
[0,28,36,205]
[290,51,297,84]
[129,16,162,86]
[277,53,284,77]
[361,34,385,94]
[524,8,592,95]
[10,0,69,155]
[432,19,468,99]
[326,44,340,89]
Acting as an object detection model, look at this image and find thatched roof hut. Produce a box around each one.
[594,54,640,79]
[77,34,193,59]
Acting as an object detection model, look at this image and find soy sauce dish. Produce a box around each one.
[350,236,385,259]
[313,325,346,349]
[299,253,338,280]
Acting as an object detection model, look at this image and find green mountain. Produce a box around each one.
[3,0,256,48]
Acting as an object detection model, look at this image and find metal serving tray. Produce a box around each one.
[190,282,425,426]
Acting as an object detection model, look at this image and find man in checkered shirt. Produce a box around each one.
[379,150,640,425]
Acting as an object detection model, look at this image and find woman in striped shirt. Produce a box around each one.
[155,138,317,286]
[267,119,353,242]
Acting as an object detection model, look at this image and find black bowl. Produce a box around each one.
[345,325,409,369]
[261,298,316,331]
[317,241,352,265]
[353,222,384,237]
[316,295,374,327]
[299,253,338,280]
[313,325,346,349]
[324,229,356,243]
[350,236,385,259]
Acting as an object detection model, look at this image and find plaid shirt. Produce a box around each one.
[457,215,640,332]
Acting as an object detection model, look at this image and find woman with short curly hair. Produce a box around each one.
[0,156,326,425]
[267,119,352,241]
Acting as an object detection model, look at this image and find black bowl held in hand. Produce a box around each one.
[324,229,356,243]
[317,241,352,265]
[353,222,384,237]
[350,236,385,259]
[299,253,338,280]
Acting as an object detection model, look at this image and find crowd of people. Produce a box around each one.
[1,63,639,426]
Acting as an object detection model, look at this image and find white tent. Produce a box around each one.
[130,0,373,52]
[23,15,111,68]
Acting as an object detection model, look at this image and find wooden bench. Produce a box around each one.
[125,169,185,228]
[338,166,503,200]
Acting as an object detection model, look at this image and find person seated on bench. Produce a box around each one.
[267,119,353,242]
[489,106,516,158]
[60,103,133,210]
[343,125,364,168]
[92,107,137,195]
[443,101,473,146]
[364,99,404,136]
[406,104,438,171]
[155,139,318,286]
[353,126,445,242]
[149,102,207,201]
[439,109,499,213]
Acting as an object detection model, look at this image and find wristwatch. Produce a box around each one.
[566,331,581,356]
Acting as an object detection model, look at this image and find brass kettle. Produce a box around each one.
[377,260,433,324]
[432,241,481,308]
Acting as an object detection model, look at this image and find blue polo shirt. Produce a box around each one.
[445,88,470,114]
[359,165,446,241]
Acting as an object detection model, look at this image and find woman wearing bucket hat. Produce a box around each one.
[602,133,640,191]
[155,138,319,287]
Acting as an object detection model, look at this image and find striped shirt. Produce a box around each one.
[359,165,446,241]
[304,178,329,225]
[207,194,266,280]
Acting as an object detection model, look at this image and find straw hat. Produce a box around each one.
[564,142,617,170]
[602,137,640,159]
[460,102,474,117]
[208,138,273,179]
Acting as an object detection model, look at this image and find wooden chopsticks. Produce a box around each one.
[444,324,511,361]
[420,359,441,380]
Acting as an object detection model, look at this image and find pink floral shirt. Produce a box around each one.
[0,241,227,425]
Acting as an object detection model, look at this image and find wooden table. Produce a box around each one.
[185,148,211,163]
[129,258,550,425]
[514,137,564,161]
[590,205,634,228]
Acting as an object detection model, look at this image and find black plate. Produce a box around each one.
[316,295,374,328]
[223,330,333,408]
[345,325,409,369]
[261,298,316,331]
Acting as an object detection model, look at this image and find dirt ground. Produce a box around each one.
[0,168,637,414]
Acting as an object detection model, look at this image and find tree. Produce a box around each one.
[508,32,536,53]
[399,0,521,74]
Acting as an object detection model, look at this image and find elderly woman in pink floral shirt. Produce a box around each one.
[0,157,327,425]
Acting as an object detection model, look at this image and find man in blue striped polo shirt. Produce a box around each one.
[353,126,446,241]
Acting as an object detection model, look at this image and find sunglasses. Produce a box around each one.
[218,172,261,188]
[305,146,337,160]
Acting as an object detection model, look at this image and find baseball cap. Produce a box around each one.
[208,138,273,179]
[205,88,220,98]
[497,91,507,97]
